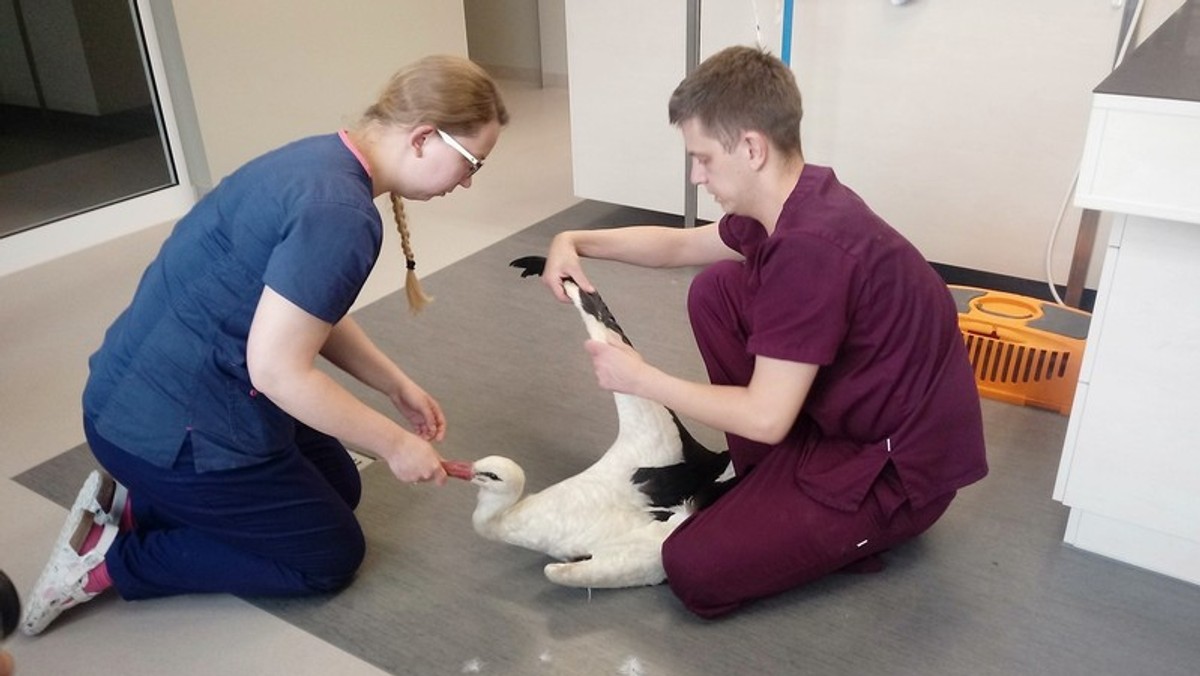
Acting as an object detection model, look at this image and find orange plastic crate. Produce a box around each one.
[949,285,1091,415]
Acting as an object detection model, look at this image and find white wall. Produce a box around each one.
[567,0,1185,288]
[790,1,1118,286]
[0,1,469,278]
[170,0,469,186]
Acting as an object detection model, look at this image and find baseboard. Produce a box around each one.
[932,262,1096,313]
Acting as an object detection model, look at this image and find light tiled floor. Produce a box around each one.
[0,81,577,675]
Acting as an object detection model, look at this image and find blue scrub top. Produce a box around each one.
[83,134,383,472]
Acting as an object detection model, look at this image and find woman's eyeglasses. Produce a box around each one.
[436,129,483,176]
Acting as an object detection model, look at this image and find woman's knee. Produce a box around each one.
[300,522,366,593]
[296,426,363,509]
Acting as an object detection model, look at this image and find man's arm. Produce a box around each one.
[542,223,738,301]
[587,337,817,445]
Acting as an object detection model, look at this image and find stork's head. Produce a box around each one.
[453,455,527,537]
[469,456,526,493]
[443,456,526,493]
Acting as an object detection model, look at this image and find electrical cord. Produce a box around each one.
[1044,0,1145,306]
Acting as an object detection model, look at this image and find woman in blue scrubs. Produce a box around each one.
[23,54,508,635]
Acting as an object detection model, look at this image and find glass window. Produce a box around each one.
[0,0,177,239]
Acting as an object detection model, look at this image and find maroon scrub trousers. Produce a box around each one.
[661,259,957,619]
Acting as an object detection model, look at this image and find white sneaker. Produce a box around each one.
[21,470,125,636]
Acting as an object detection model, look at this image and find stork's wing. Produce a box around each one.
[510,255,633,347]
[574,286,632,348]
[510,252,733,512]
[632,455,728,510]
[509,255,546,278]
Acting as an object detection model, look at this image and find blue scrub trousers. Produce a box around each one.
[85,417,365,601]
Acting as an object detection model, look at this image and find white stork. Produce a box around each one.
[443,257,730,588]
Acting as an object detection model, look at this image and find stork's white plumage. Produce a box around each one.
[445,258,730,588]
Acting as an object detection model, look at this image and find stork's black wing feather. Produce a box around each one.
[575,288,633,347]
[509,256,547,278]
[631,446,730,510]
[673,411,729,480]
[689,475,741,511]
[510,255,633,347]
[632,410,731,509]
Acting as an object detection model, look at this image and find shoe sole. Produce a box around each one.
[20,470,118,636]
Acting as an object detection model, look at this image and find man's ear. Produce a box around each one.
[744,131,770,170]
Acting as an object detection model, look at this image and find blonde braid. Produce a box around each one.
[392,193,433,314]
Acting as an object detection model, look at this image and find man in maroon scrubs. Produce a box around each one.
[540,46,987,618]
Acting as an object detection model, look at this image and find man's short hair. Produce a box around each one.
[668,45,803,156]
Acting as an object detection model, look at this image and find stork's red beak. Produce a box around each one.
[441,460,474,481]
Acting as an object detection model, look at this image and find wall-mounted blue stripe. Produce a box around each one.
[781,0,794,65]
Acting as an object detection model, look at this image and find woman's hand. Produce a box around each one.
[389,378,447,442]
[384,433,448,485]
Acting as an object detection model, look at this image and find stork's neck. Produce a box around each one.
[612,392,676,443]
[472,485,523,533]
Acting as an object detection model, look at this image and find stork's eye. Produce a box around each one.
[478,471,501,481]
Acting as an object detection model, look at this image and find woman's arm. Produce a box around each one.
[320,315,446,442]
[246,286,447,484]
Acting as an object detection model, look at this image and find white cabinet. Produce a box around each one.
[1053,1,1200,586]
[1055,213,1200,584]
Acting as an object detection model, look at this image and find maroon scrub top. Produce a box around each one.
[717,164,987,510]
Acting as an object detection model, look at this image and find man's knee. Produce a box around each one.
[662,526,742,619]
[687,260,742,317]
